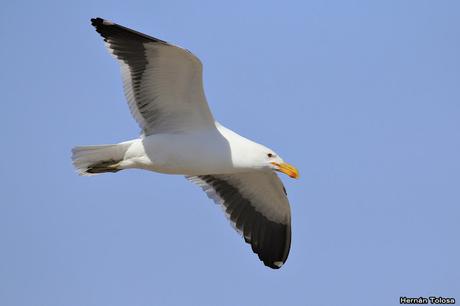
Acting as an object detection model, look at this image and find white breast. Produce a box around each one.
[122,131,224,175]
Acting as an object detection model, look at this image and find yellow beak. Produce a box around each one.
[271,162,299,179]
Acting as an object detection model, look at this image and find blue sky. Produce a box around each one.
[1,1,459,305]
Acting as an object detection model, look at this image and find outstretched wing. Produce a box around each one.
[91,18,215,135]
[187,171,291,269]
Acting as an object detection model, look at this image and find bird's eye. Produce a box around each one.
[267,153,274,158]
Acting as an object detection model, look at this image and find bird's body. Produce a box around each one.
[72,18,299,269]
[90,124,271,175]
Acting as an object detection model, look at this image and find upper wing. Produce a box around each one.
[91,18,215,135]
[187,171,291,269]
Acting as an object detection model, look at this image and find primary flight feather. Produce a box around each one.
[72,17,299,269]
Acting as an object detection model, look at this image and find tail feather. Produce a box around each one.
[71,142,132,176]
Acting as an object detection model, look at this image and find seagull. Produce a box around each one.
[72,18,299,269]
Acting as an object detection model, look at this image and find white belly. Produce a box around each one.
[123,130,238,175]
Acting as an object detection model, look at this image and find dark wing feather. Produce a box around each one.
[187,172,291,269]
[90,18,215,134]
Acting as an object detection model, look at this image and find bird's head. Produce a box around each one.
[235,139,299,179]
[265,150,299,179]
[248,144,298,179]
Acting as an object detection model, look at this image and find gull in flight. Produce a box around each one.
[72,18,299,269]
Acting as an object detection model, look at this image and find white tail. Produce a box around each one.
[71,141,133,176]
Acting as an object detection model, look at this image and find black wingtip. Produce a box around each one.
[89,17,166,44]
[91,17,114,28]
[266,262,283,269]
[91,17,102,26]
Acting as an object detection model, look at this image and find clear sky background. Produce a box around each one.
[1,1,459,305]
